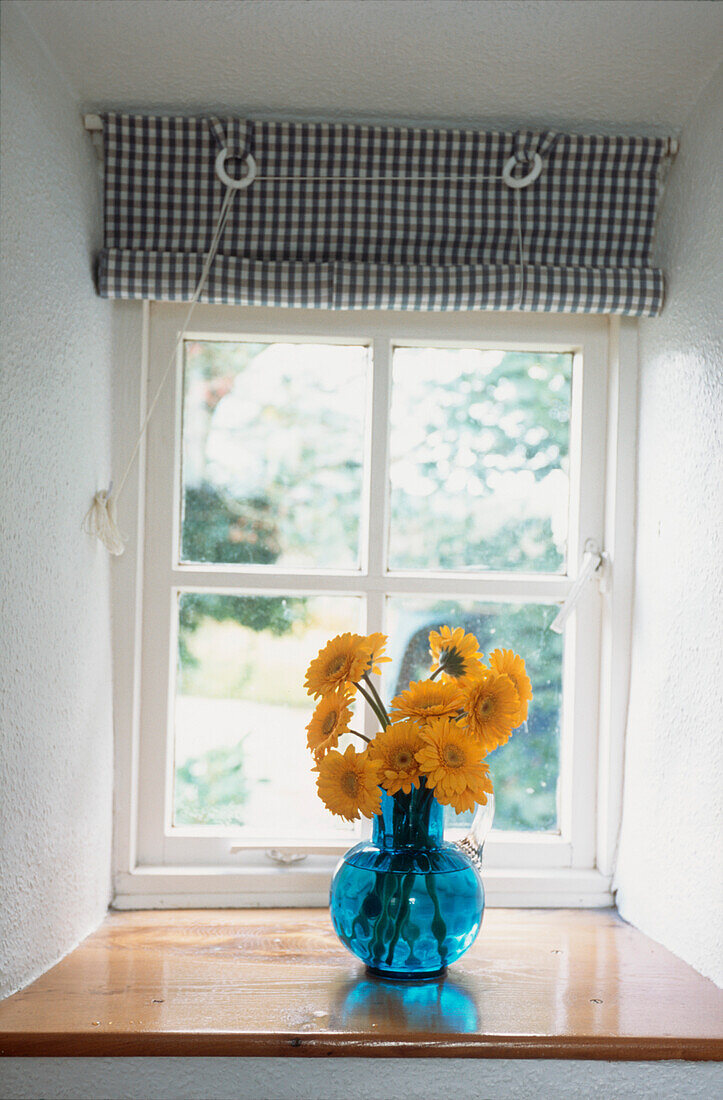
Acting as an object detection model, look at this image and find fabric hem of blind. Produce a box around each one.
[97,253,664,316]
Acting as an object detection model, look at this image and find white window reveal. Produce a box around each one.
[114,305,630,908]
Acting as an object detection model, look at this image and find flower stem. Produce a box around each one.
[349,728,371,744]
[428,664,444,681]
[355,680,387,730]
[370,868,397,965]
[363,672,391,726]
[384,869,415,966]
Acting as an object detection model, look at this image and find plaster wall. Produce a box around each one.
[1,1056,722,1100]
[615,64,723,986]
[0,5,114,996]
[15,0,723,132]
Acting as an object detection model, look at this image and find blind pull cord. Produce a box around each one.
[503,151,542,310]
[550,539,607,635]
[83,160,255,554]
[514,189,527,309]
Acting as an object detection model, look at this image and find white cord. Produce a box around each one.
[514,188,527,310]
[550,540,606,634]
[83,186,237,554]
[250,173,504,182]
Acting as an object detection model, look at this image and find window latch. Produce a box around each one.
[264,849,308,866]
[550,539,607,634]
[228,846,309,864]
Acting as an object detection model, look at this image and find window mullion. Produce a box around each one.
[352,334,391,851]
[366,335,393,583]
[165,569,573,600]
[359,335,391,846]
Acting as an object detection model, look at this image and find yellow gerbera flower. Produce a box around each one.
[390,679,463,724]
[361,631,392,676]
[429,625,484,681]
[488,648,532,726]
[368,720,425,795]
[415,717,493,813]
[306,688,354,760]
[305,633,372,698]
[315,745,382,822]
[461,668,519,752]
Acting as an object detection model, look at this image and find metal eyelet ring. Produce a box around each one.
[502,152,543,190]
[215,147,257,190]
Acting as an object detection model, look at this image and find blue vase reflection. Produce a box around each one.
[332,976,479,1034]
[332,973,479,1033]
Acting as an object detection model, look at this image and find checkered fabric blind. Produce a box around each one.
[98,114,674,316]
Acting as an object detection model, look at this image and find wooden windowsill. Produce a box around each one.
[1,908,721,1060]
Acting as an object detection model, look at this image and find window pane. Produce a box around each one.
[388,348,572,573]
[173,592,362,839]
[385,598,563,832]
[181,341,369,569]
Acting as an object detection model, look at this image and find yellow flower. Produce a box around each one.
[488,648,532,726]
[429,625,484,681]
[415,717,493,813]
[368,720,425,795]
[361,632,392,676]
[306,689,354,760]
[315,745,382,822]
[461,669,519,752]
[305,633,372,698]
[390,679,463,724]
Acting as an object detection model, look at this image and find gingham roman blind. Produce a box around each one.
[98,113,674,316]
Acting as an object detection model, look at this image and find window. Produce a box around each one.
[115,305,631,908]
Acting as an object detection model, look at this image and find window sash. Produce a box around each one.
[131,305,608,886]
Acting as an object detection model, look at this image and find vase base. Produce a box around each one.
[366,964,448,982]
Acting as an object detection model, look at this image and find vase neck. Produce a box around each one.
[372,786,443,850]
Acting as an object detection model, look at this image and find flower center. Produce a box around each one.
[442,744,464,768]
[476,697,494,718]
[321,711,338,736]
[326,655,347,677]
[439,646,465,677]
[340,771,359,797]
[393,749,413,769]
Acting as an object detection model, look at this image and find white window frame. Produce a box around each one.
[111,303,637,909]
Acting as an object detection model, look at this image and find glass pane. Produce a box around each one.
[173,592,362,838]
[385,598,563,832]
[181,341,369,569]
[388,348,572,573]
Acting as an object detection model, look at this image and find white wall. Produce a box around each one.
[615,64,723,986]
[14,0,723,132]
[2,1056,722,1100]
[0,4,114,997]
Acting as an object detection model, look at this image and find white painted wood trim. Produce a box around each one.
[558,328,608,871]
[178,304,603,346]
[597,318,638,880]
[111,301,149,880]
[113,866,613,910]
[163,570,574,598]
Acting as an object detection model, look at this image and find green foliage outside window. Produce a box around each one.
[174,741,253,826]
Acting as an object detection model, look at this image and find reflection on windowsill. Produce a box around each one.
[330,970,480,1034]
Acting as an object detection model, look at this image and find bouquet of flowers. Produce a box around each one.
[304,626,532,823]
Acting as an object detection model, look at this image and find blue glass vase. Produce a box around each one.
[329,786,494,979]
